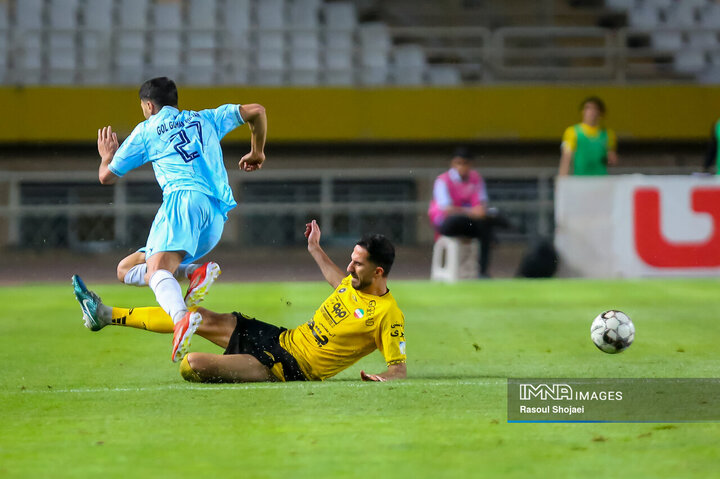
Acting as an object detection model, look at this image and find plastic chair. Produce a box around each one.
[667,2,698,28]
[392,44,426,85]
[359,22,391,85]
[629,4,661,28]
[605,0,633,10]
[48,0,80,84]
[673,49,707,73]
[80,0,113,84]
[700,4,720,28]
[431,236,480,282]
[428,65,462,85]
[186,0,217,85]
[0,1,7,82]
[219,0,251,84]
[651,31,682,51]
[148,0,182,78]
[323,1,356,84]
[15,0,44,83]
[116,0,150,84]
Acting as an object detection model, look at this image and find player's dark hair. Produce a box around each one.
[356,234,395,277]
[580,96,606,114]
[452,146,474,161]
[139,77,178,108]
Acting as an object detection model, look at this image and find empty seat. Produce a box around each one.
[644,0,673,9]
[289,45,320,85]
[708,51,720,66]
[256,0,286,84]
[290,0,320,28]
[323,1,356,29]
[700,4,720,28]
[674,49,707,73]
[0,0,7,82]
[289,30,320,85]
[186,0,218,85]
[698,65,720,84]
[15,0,44,83]
[629,4,661,28]
[323,2,356,85]
[116,0,150,84]
[256,49,285,85]
[428,65,462,86]
[324,48,354,85]
[80,0,113,84]
[667,3,698,28]
[682,0,710,8]
[48,0,80,84]
[289,0,320,85]
[687,31,718,49]
[651,31,682,51]
[359,22,391,85]
[392,44,426,85]
[605,0,633,10]
[148,0,182,79]
[219,0,251,84]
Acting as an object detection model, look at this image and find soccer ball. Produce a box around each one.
[590,310,635,354]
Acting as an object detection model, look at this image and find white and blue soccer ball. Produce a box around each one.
[591,310,635,354]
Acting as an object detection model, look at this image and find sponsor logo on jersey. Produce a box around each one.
[354,308,365,319]
[338,288,347,293]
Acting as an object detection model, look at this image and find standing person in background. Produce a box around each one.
[428,147,502,278]
[558,96,618,176]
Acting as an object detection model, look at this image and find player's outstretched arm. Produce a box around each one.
[238,104,267,172]
[98,126,120,185]
[360,363,407,382]
[304,219,345,289]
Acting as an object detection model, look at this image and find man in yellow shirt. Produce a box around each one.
[72,220,406,383]
[558,96,618,176]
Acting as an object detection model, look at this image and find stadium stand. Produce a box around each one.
[0,0,720,85]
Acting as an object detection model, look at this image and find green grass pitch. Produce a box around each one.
[2,278,720,478]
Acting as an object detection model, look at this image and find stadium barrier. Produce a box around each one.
[555,175,720,278]
[1,84,720,143]
[0,167,557,250]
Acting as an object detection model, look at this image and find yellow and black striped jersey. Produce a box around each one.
[279,276,406,381]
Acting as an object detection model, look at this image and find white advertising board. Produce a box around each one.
[554,175,720,278]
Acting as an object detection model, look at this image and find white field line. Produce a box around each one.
[4,379,505,395]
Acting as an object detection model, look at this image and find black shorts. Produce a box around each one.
[224,312,308,382]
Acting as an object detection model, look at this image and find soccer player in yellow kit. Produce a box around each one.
[72,220,406,382]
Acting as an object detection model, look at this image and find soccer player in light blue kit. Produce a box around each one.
[93,77,267,362]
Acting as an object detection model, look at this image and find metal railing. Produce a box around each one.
[0,167,558,250]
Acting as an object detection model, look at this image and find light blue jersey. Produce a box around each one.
[108,104,244,217]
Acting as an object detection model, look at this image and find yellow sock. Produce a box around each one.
[180,355,203,382]
[111,307,174,333]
